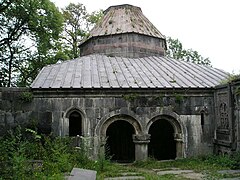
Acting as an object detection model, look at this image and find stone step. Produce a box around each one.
[218,170,240,174]
[68,168,96,180]
[157,169,194,175]
[104,176,145,180]
[155,169,205,180]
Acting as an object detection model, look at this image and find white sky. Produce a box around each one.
[52,0,240,73]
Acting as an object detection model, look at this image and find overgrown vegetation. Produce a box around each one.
[2,126,240,179]
[0,126,107,179]
[174,93,184,104]
[133,155,240,179]
[221,73,240,85]
[19,92,33,103]
[123,93,139,102]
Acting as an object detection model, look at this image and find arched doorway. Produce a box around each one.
[148,119,176,160]
[106,120,135,162]
[69,111,82,136]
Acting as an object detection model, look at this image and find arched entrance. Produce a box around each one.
[106,120,135,162]
[148,119,176,160]
[69,111,82,136]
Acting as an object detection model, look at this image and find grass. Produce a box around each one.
[1,126,240,179]
[96,155,240,179]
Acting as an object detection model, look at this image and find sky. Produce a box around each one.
[52,0,240,74]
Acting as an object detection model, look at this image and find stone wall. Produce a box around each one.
[0,88,35,135]
[214,79,240,154]
[80,33,166,58]
[0,87,216,159]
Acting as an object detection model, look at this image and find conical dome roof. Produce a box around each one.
[88,4,165,39]
[79,4,167,58]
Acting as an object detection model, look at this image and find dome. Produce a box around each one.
[79,4,167,58]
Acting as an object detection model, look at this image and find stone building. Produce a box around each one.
[0,4,239,162]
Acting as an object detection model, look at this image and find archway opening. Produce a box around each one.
[69,111,82,136]
[106,120,135,163]
[148,119,176,160]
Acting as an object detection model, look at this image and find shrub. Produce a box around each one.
[0,126,96,179]
[19,92,33,103]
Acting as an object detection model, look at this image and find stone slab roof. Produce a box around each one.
[81,4,165,45]
[31,54,229,89]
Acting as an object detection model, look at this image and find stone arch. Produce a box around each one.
[62,107,89,136]
[95,113,143,162]
[95,113,142,137]
[147,114,182,135]
[147,113,183,159]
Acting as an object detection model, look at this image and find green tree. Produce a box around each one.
[166,37,211,66]
[0,0,63,87]
[61,3,88,59]
[61,3,103,59]
[87,10,104,29]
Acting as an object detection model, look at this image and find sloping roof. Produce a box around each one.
[31,54,229,89]
[81,4,165,45]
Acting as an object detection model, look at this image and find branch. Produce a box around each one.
[0,0,14,12]
[0,18,28,47]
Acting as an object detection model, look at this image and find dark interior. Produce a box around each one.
[148,119,176,160]
[106,120,135,163]
[69,111,82,136]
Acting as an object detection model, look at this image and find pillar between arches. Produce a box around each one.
[174,133,183,159]
[133,134,151,161]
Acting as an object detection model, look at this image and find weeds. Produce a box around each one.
[19,92,33,103]
[2,126,240,179]
[0,126,97,179]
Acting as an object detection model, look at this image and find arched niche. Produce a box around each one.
[106,120,135,162]
[62,108,89,137]
[95,114,143,162]
[147,114,183,159]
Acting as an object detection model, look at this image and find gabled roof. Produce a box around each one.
[81,4,165,45]
[31,54,228,89]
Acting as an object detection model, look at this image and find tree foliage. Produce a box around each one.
[60,3,103,59]
[166,37,211,66]
[1,2,209,87]
[0,1,103,87]
[0,0,63,87]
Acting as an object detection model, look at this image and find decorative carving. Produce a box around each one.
[219,103,229,129]
[217,92,229,130]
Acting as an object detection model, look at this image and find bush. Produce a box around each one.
[202,154,239,169]
[0,126,96,179]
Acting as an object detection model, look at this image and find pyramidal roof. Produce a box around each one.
[83,4,165,42]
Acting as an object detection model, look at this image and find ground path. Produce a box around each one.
[104,166,240,179]
[65,163,240,179]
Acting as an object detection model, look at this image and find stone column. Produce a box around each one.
[133,134,151,161]
[174,133,183,159]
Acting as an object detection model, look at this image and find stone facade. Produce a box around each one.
[213,79,240,155]
[80,33,166,58]
[1,4,238,162]
[0,87,220,160]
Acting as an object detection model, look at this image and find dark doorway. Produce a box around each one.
[148,119,176,160]
[106,120,135,163]
[69,111,82,136]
